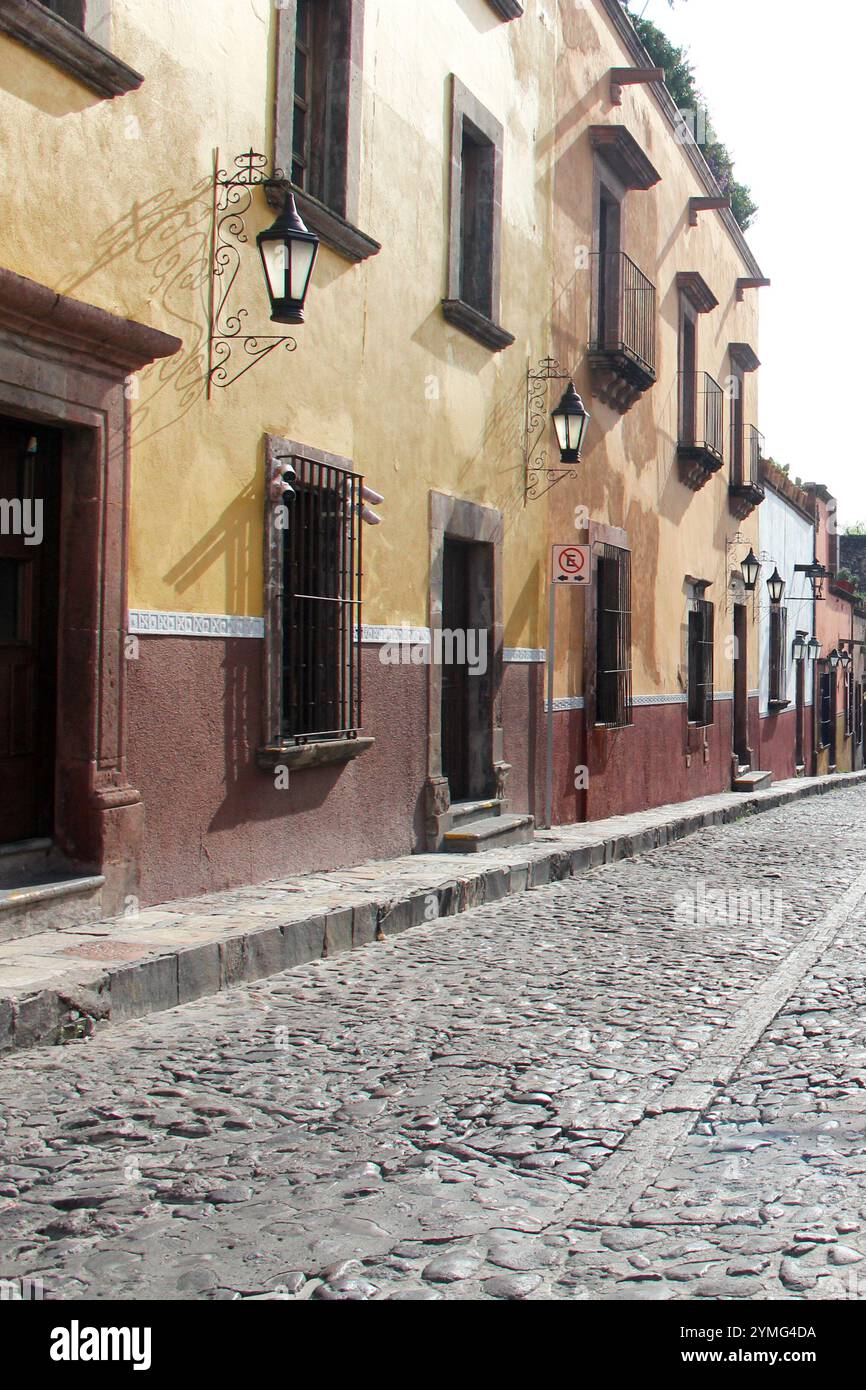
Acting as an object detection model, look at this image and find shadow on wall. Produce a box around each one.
[55,179,214,444]
[162,478,261,619]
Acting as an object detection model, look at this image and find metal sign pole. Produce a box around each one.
[545,576,556,831]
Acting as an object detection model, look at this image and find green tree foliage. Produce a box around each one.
[626,9,758,232]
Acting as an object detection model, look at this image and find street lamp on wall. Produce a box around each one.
[551,382,590,464]
[840,647,853,672]
[257,191,319,326]
[807,636,821,662]
[792,631,807,663]
[829,649,841,672]
[766,567,785,605]
[741,548,761,593]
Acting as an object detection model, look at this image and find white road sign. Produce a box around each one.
[552,544,591,585]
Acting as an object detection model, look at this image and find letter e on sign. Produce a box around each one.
[552,544,591,586]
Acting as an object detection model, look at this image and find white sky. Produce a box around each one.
[634,0,865,525]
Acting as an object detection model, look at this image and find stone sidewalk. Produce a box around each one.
[2,769,866,1053]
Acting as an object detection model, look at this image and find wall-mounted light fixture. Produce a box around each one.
[840,646,853,672]
[741,548,761,592]
[792,631,808,663]
[208,150,319,395]
[829,648,841,672]
[807,635,822,662]
[524,357,587,502]
[766,567,785,605]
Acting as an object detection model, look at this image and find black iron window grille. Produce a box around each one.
[38,0,85,25]
[596,543,633,728]
[769,605,788,705]
[846,670,855,738]
[856,678,864,748]
[680,371,724,461]
[281,456,363,743]
[687,597,715,727]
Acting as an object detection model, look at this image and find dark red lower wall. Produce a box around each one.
[126,640,546,907]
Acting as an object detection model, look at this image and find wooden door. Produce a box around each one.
[0,418,60,843]
[441,538,470,802]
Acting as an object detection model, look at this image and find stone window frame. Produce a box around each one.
[258,433,374,773]
[0,0,143,99]
[272,0,380,265]
[584,521,633,732]
[442,76,514,353]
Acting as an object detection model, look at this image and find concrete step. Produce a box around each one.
[442,813,535,854]
[733,770,773,793]
[449,798,504,828]
[0,872,105,943]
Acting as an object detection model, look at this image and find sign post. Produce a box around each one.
[545,545,591,830]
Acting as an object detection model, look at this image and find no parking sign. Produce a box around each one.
[552,543,591,585]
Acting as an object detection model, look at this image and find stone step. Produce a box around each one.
[733,770,773,793]
[449,798,503,828]
[0,872,106,943]
[0,837,54,887]
[442,813,535,854]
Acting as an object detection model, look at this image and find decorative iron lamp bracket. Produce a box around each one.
[524,357,579,503]
[207,149,297,395]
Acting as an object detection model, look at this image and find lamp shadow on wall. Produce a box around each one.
[162,479,260,616]
[55,179,214,446]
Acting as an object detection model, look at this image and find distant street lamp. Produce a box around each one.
[792,631,807,663]
[807,636,821,662]
[840,647,853,672]
[829,649,841,672]
[767,567,785,605]
[551,382,590,464]
[741,548,761,592]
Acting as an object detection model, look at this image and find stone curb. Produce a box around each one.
[3,768,866,1054]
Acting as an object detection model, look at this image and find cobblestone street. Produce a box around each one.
[3,786,866,1301]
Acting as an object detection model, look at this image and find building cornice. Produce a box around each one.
[599,0,765,280]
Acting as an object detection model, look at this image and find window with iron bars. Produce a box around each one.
[280,455,363,743]
[687,598,715,727]
[596,544,633,728]
[846,670,855,738]
[768,605,788,706]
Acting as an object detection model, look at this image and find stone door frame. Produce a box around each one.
[0,268,180,909]
[424,491,507,849]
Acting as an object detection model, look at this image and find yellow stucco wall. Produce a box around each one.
[547,0,763,702]
[0,0,556,642]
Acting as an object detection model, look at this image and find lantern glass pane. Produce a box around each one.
[289,238,317,301]
[261,239,288,300]
[553,411,569,452]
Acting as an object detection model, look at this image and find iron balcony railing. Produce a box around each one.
[591,251,657,378]
[679,371,724,461]
[732,423,764,489]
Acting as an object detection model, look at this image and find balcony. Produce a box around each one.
[678,372,724,491]
[729,424,766,518]
[589,251,657,413]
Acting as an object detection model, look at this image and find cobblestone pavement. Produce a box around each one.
[2,787,866,1300]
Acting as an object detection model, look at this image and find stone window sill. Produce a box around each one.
[0,0,143,98]
[768,699,791,713]
[257,737,375,772]
[266,182,381,264]
[441,298,515,352]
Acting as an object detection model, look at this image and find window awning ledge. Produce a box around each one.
[257,737,375,772]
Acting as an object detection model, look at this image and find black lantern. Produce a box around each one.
[766,567,785,605]
[840,646,853,672]
[807,636,821,662]
[792,631,807,663]
[257,191,319,325]
[829,649,841,672]
[551,382,590,464]
[741,548,761,592]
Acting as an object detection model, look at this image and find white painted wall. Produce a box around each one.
[758,486,815,716]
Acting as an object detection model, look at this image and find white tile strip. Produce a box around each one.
[504,648,546,663]
[360,625,431,646]
[128,610,264,639]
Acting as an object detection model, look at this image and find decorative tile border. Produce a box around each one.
[359,625,430,646]
[128,610,264,639]
[504,647,546,663]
